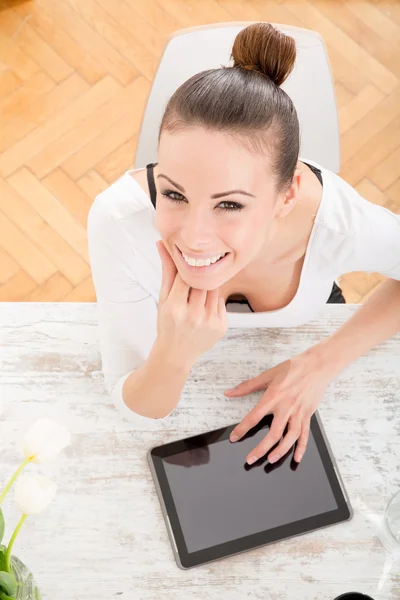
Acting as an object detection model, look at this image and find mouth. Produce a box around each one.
[175,246,230,273]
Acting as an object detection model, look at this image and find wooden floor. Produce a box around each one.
[0,0,399,303]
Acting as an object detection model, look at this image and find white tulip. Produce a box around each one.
[23,418,71,464]
[14,474,57,515]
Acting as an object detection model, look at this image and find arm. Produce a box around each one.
[316,278,400,377]
[88,196,190,422]
[317,193,400,373]
[122,340,193,419]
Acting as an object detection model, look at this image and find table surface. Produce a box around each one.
[0,303,399,600]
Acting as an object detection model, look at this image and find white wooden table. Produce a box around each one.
[0,303,399,600]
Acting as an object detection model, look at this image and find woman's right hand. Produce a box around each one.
[155,241,228,364]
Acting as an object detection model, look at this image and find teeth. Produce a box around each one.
[182,252,226,267]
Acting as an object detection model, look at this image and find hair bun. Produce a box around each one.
[231,23,296,87]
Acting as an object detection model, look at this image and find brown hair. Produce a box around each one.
[158,23,299,191]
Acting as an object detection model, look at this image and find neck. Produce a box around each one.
[259,161,322,265]
[224,162,322,294]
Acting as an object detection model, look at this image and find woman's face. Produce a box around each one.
[156,127,291,291]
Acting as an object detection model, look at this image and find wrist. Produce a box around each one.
[304,340,344,381]
[150,338,195,374]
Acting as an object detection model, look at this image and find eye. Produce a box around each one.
[218,201,244,212]
[161,190,244,212]
[161,190,185,202]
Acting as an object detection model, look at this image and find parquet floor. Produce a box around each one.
[0,0,399,303]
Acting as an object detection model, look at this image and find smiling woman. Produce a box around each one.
[87,23,400,465]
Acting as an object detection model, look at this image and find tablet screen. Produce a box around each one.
[161,419,338,553]
[150,414,351,568]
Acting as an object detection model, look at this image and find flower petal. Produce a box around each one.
[14,474,57,516]
[23,418,71,464]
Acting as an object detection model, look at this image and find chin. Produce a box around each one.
[179,272,227,292]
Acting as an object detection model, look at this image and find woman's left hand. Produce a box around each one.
[225,348,333,465]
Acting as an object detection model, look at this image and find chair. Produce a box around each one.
[134,22,340,172]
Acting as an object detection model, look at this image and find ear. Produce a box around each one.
[276,166,302,218]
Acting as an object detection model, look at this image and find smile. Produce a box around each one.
[176,247,230,271]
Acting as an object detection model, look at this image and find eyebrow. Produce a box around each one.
[157,174,256,199]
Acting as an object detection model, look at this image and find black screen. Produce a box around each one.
[161,420,338,553]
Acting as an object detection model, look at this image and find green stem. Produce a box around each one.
[5,514,27,574]
[0,458,31,507]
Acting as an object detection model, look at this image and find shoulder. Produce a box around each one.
[319,168,399,238]
[87,170,162,293]
[87,171,157,261]
[88,170,152,228]
[299,158,377,237]
[312,166,400,276]
[297,156,399,237]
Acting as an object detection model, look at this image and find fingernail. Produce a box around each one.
[297,452,303,462]
[247,455,257,465]
[230,434,239,443]
[269,454,280,464]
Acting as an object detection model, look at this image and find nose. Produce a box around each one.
[180,208,215,250]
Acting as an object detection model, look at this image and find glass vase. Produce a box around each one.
[10,555,42,600]
[384,489,400,551]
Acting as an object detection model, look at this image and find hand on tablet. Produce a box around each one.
[224,349,333,464]
[156,241,228,365]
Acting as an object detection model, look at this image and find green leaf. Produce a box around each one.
[0,592,16,600]
[0,510,4,545]
[0,571,17,596]
[0,549,6,574]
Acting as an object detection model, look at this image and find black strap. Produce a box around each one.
[303,161,323,186]
[146,163,158,208]
[327,281,346,304]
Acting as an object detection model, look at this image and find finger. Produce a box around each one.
[218,296,227,322]
[169,274,190,306]
[188,287,207,311]
[245,415,287,465]
[204,288,220,316]
[294,419,310,463]
[267,417,302,464]
[157,241,177,304]
[229,394,276,442]
[224,370,272,397]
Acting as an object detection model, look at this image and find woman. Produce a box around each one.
[88,23,400,467]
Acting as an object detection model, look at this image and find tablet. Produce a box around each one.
[148,412,353,569]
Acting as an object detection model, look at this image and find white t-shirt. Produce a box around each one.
[87,159,400,423]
